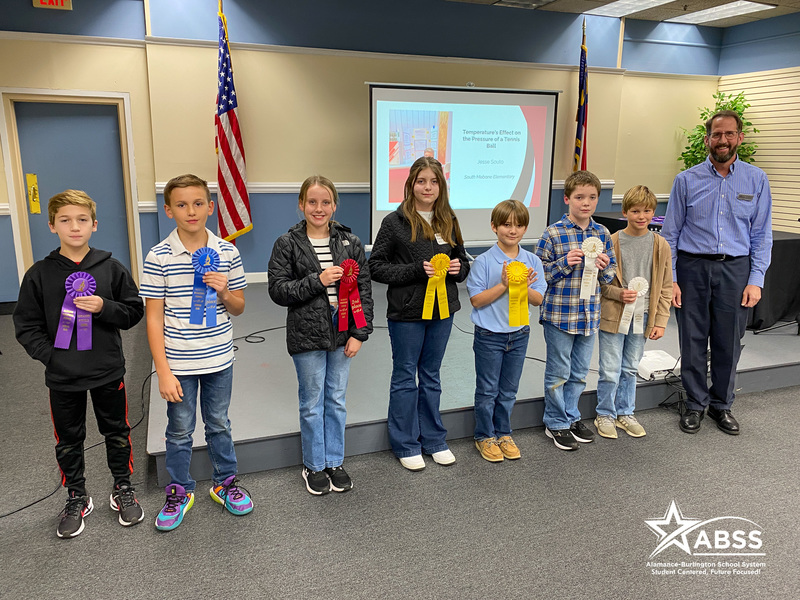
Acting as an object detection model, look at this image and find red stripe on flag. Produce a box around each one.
[216,121,247,233]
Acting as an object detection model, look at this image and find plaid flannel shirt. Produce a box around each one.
[535,215,616,335]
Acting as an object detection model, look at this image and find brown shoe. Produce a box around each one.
[475,438,504,462]
[497,436,521,460]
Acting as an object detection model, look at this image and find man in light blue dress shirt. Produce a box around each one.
[662,110,772,436]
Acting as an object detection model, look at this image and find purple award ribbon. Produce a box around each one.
[54,272,97,351]
[190,247,220,326]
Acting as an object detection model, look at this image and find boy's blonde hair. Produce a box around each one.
[164,174,211,206]
[491,199,530,228]
[622,185,657,212]
[564,170,601,198]
[48,190,96,224]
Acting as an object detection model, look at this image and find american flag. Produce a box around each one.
[215,2,252,241]
[573,19,588,172]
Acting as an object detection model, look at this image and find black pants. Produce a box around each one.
[676,254,749,411]
[49,377,133,496]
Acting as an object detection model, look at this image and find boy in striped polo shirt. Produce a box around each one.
[535,170,616,451]
[141,174,253,531]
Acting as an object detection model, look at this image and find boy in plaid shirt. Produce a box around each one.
[535,171,616,451]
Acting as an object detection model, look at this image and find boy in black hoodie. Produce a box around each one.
[13,190,145,538]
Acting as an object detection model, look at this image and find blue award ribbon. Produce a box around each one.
[190,247,220,326]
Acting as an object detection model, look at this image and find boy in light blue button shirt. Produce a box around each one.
[466,200,546,462]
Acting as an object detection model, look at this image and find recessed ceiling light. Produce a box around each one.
[666,1,776,24]
[585,0,675,18]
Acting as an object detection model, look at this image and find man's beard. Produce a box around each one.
[708,142,738,163]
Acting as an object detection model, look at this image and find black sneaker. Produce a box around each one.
[545,428,579,451]
[570,420,595,443]
[57,492,93,539]
[110,484,144,526]
[302,467,331,496]
[325,466,353,492]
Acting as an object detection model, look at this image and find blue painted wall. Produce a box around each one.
[150,0,621,68]
[0,0,145,39]
[719,12,800,75]
[138,212,161,262]
[622,20,722,75]
[0,217,20,302]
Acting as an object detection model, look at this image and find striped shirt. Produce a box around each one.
[140,228,247,375]
[309,235,337,307]
[661,157,772,287]
[535,215,616,335]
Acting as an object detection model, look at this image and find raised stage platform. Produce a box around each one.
[147,281,800,485]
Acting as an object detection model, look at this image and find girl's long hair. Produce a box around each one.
[400,157,463,245]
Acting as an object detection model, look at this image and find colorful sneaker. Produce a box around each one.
[594,415,618,439]
[545,428,579,451]
[616,414,647,438]
[475,438,504,462]
[210,475,254,515]
[325,466,353,492]
[57,492,93,539]
[302,467,331,495]
[497,435,521,460]
[155,484,194,531]
[110,484,144,526]
[570,420,595,443]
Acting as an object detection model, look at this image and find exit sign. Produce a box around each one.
[34,0,73,10]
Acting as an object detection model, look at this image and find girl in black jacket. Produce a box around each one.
[368,157,469,471]
[268,176,373,495]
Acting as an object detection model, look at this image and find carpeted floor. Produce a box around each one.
[1,315,798,599]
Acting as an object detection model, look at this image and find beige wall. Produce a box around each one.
[613,73,719,197]
[0,38,156,207]
[2,36,722,204]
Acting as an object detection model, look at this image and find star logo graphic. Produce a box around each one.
[645,500,702,558]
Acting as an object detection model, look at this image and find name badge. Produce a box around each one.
[435,233,445,245]
[737,193,754,201]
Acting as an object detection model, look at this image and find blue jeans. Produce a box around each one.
[292,347,351,471]
[165,366,237,492]
[596,314,648,418]
[473,325,529,440]
[387,317,453,458]
[542,321,595,430]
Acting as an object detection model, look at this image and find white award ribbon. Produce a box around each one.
[579,237,603,300]
[618,276,649,335]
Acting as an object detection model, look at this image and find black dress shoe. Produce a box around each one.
[679,410,704,433]
[707,407,740,435]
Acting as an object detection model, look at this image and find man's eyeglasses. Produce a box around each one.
[709,131,740,141]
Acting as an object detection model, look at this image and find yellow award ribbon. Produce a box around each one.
[507,261,529,327]
[422,253,451,320]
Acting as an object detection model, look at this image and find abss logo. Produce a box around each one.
[645,500,764,559]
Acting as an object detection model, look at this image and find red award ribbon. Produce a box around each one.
[338,259,367,332]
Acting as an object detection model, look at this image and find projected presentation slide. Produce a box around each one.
[371,85,557,244]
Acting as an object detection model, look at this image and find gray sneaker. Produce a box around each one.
[594,415,618,439]
[616,414,646,437]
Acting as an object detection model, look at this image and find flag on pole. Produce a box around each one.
[216,0,252,241]
[573,19,588,172]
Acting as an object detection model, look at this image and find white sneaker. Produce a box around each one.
[431,449,456,466]
[399,455,426,471]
